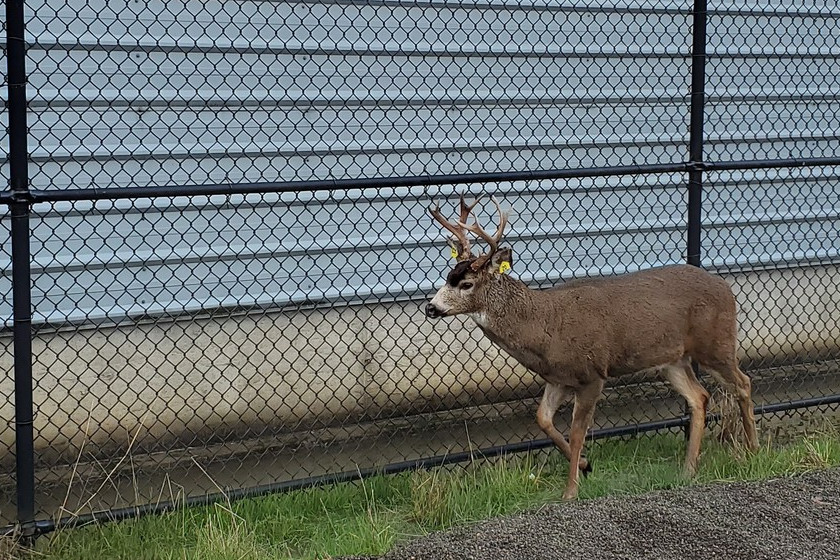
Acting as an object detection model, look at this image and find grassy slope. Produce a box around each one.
[16,426,840,560]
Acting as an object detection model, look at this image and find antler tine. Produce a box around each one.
[459,193,480,225]
[488,195,508,244]
[429,197,473,258]
[459,196,508,269]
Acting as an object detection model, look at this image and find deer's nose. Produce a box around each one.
[425,303,442,318]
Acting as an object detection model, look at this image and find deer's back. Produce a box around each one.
[541,264,737,379]
[554,264,733,306]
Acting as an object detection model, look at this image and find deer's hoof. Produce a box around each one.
[562,489,578,501]
[580,458,593,478]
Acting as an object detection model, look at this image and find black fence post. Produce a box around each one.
[685,0,707,439]
[6,0,36,536]
[687,0,707,267]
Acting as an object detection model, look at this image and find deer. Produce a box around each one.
[424,194,759,500]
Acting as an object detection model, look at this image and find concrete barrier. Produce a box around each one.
[0,265,838,469]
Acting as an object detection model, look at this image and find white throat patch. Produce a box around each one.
[468,312,489,327]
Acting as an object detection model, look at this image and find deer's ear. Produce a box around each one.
[489,247,513,274]
[447,238,472,262]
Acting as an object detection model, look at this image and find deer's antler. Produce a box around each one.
[459,196,508,270]
[429,193,479,260]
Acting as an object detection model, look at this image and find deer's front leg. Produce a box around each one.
[536,383,590,474]
[563,380,603,500]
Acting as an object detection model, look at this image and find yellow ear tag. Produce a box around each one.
[450,246,459,259]
[498,261,511,274]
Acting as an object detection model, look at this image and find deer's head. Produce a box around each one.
[425,194,512,319]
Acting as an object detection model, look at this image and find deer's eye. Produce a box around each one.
[460,282,473,290]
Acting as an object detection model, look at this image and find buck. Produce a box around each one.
[425,195,759,500]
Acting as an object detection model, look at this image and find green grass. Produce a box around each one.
[15,424,840,560]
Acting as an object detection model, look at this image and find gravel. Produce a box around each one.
[349,469,840,560]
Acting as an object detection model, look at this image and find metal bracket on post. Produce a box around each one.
[6,0,36,540]
[685,0,707,439]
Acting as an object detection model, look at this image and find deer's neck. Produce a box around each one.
[471,276,556,375]
[471,275,541,333]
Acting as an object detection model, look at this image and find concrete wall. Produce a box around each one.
[1,265,838,470]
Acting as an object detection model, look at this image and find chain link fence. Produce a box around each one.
[2,0,840,536]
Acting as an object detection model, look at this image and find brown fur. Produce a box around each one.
[428,262,760,499]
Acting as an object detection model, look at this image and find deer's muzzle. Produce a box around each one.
[425,303,445,318]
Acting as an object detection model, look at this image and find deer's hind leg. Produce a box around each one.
[702,362,759,451]
[662,358,710,476]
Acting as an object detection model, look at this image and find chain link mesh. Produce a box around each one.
[0,0,838,529]
[0,206,12,523]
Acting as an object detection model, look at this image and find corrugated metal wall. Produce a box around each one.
[1,0,839,327]
[704,5,840,273]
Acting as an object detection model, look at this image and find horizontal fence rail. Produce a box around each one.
[2,0,840,538]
